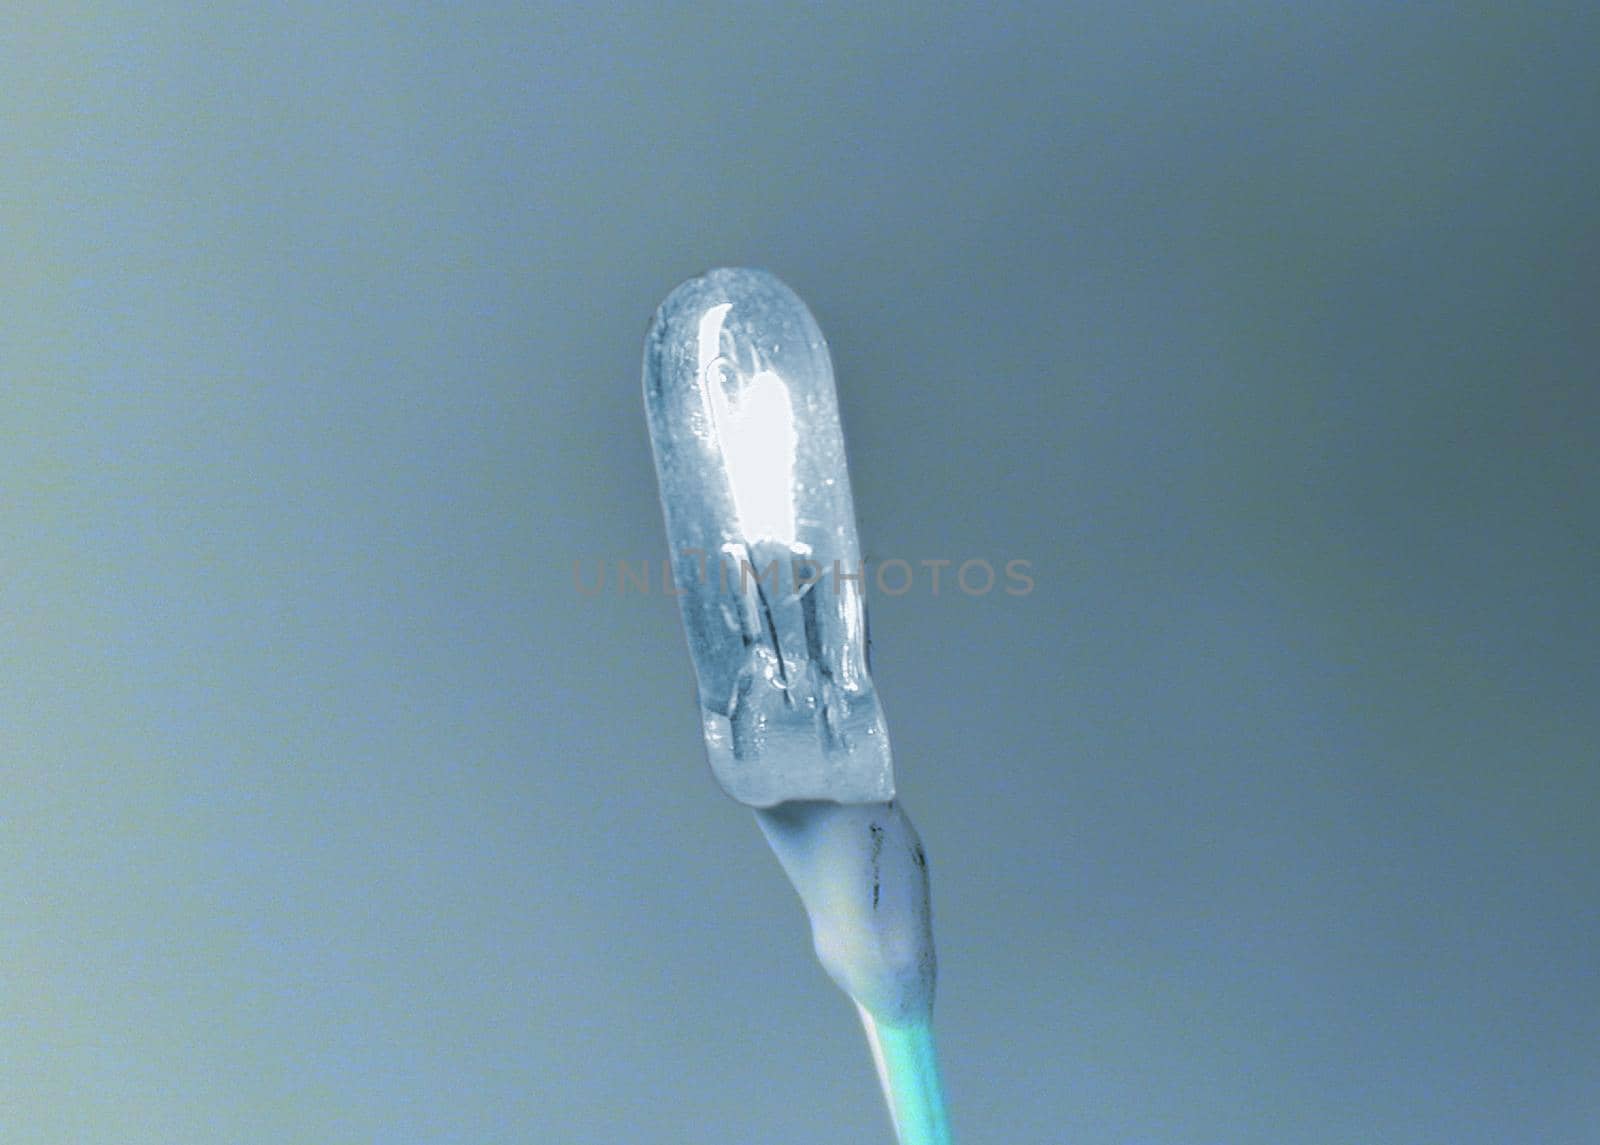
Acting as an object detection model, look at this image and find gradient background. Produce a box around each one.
[5,6,1598,1143]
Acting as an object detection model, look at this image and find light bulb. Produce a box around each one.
[643,267,893,808]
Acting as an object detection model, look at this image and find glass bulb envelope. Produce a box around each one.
[643,268,895,808]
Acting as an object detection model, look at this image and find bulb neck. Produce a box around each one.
[755,799,936,1026]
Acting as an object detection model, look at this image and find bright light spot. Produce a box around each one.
[697,304,798,545]
[719,368,797,544]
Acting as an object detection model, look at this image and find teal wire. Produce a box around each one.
[866,1015,953,1145]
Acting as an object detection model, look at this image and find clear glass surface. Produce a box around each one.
[644,268,894,807]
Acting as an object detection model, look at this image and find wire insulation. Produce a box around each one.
[859,1008,953,1145]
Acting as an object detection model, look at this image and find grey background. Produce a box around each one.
[5,5,1597,1143]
